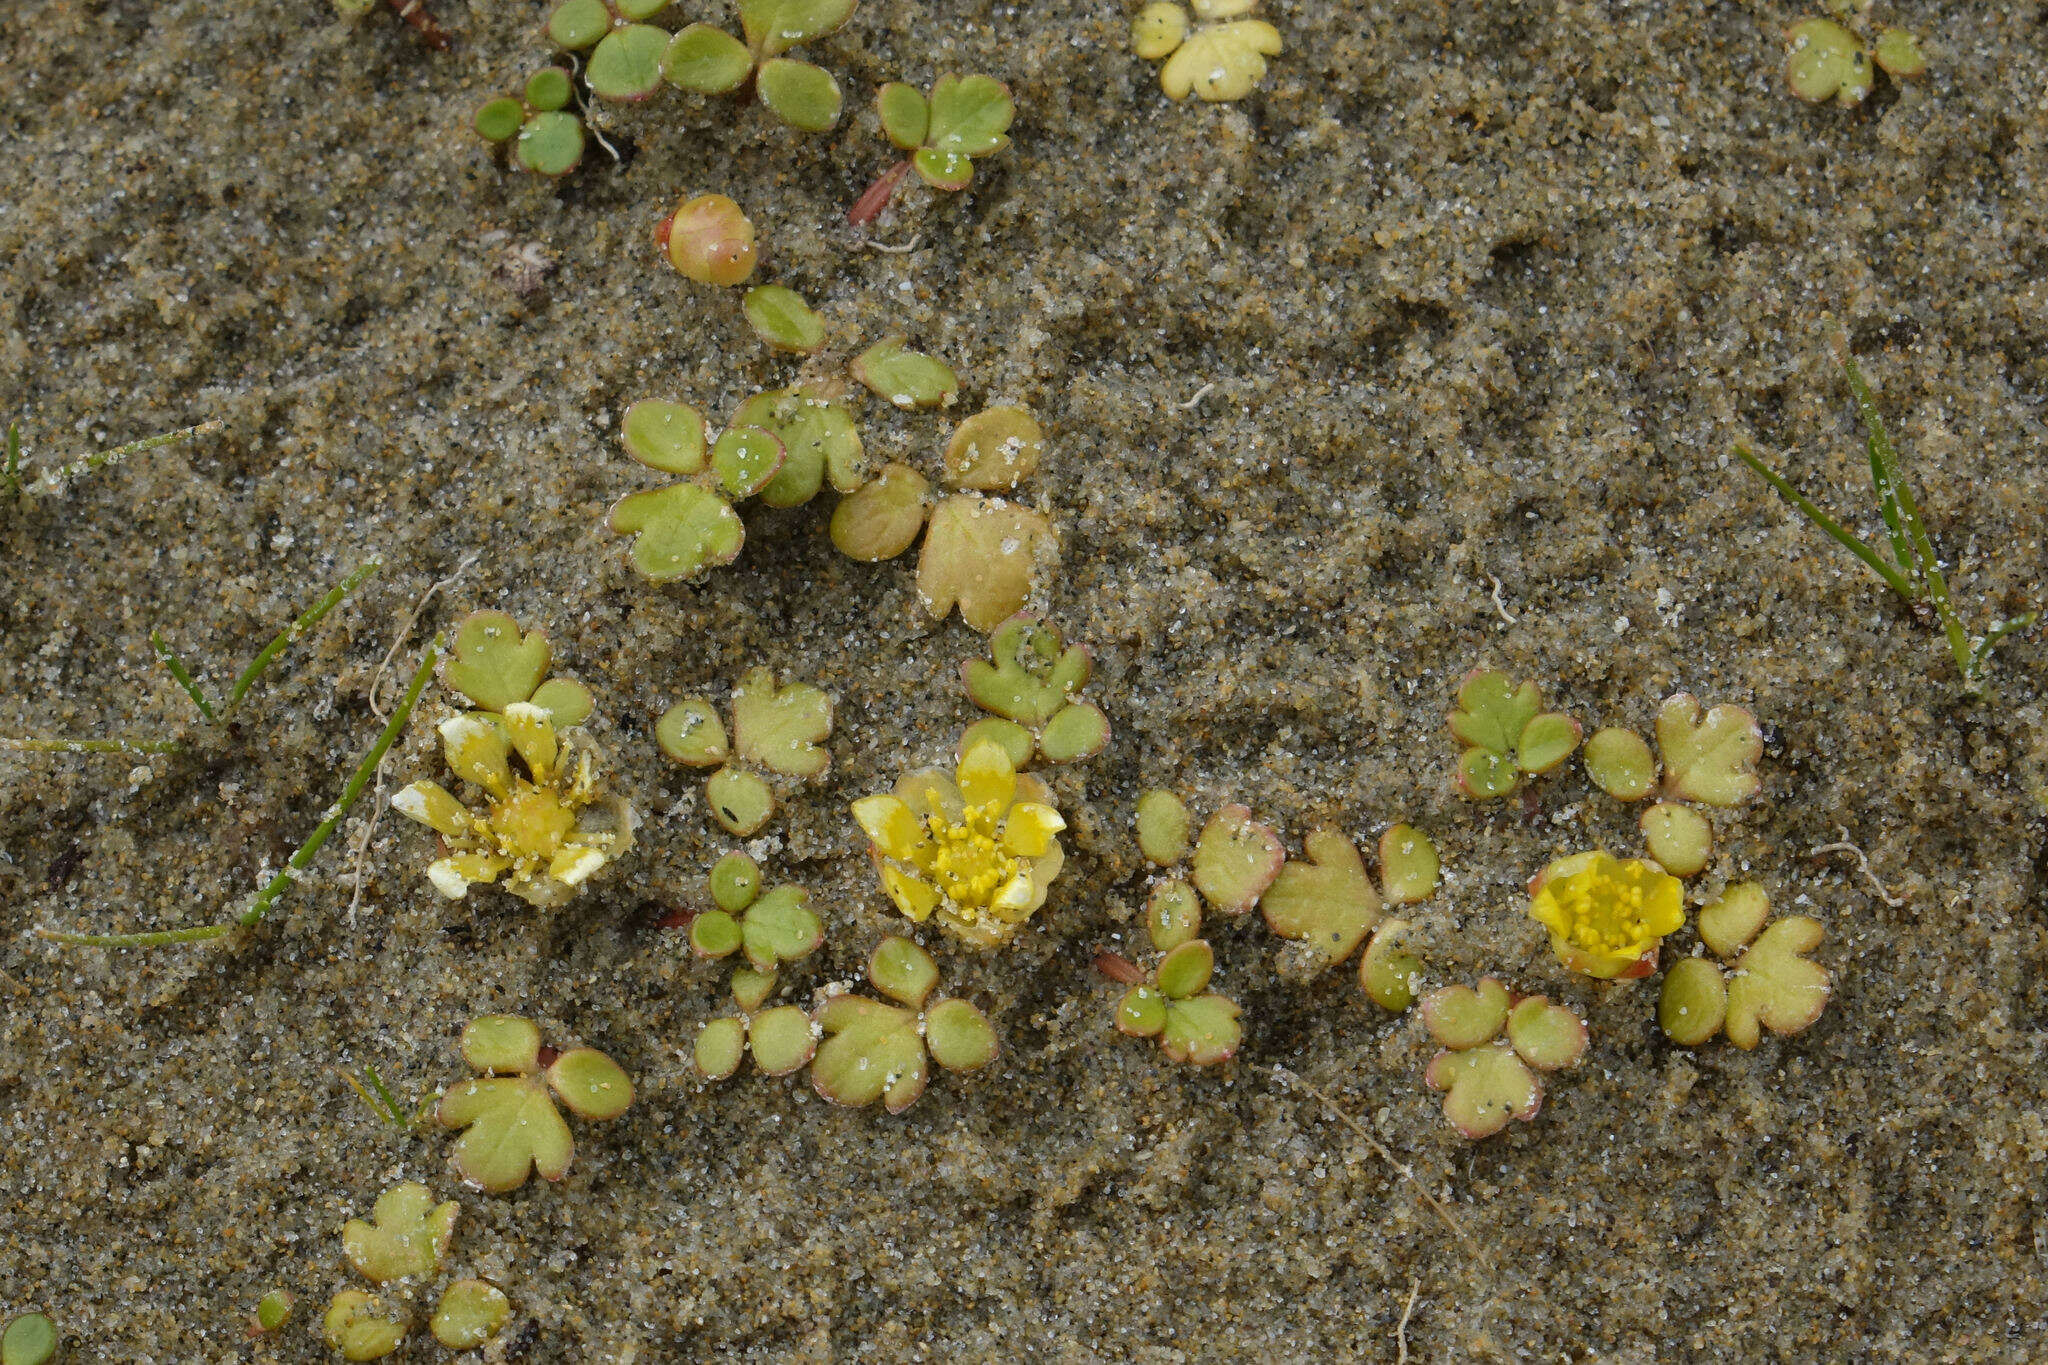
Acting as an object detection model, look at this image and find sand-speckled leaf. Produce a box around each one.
[1359,919,1421,1011]
[1158,19,1281,101]
[622,399,708,474]
[869,936,939,1008]
[547,1047,634,1120]
[1155,938,1214,999]
[1377,824,1438,904]
[1116,985,1166,1037]
[546,0,610,49]
[747,1005,816,1074]
[731,667,832,778]
[1640,802,1712,877]
[1161,994,1241,1065]
[850,337,958,409]
[810,995,923,1108]
[1260,828,1382,968]
[343,1183,458,1284]
[1505,996,1587,1071]
[1657,694,1762,806]
[439,1075,573,1192]
[917,495,1053,632]
[609,483,744,582]
[926,73,1013,155]
[1785,17,1872,105]
[1449,670,1541,755]
[961,615,1086,726]
[957,717,1033,769]
[1146,878,1202,952]
[1724,916,1830,1049]
[1424,1041,1540,1139]
[528,677,592,728]
[711,425,785,500]
[1420,978,1509,1050]
[1136,789,1190,865]
[742,284,827,355]
[1872,27,1925,78]
[706,766,774,835]
[1189,803,1284,915]
[944,404,1043,490]
[444,612,550,713]
[925,997,998,1071]
[739,0,856,58]
[1584,726,1657,800]
[1658,957,1727,1046]
[741,885,824,970]
[322,1291,407,1362]
[461,1014,542,1075]
[912,146,974,192]
[430,1280,510,1351]
[656,697,728,767]
[710,851,760,912]
[1698,881,1771,959]
[663,23,753,92]
[757,58,842,131]
[694,1017,746,1079]
[515,110,585,176]
[830,463,929,560]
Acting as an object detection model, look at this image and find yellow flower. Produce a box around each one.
[393,703,634,908]
[851,739,1066,948]
[1528,851,1684,979]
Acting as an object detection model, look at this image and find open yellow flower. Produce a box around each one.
[393,703,634,908]
[1528,851,1684,979]
[852,739,1066,948]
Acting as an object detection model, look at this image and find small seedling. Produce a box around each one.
[431,1280,512,1350]
[1448,669,1581,798]
[0,1313,56,1365]
[4,416,217,503]
[474,69,588,176]
[1262,824,1443,977]
[1735,356,2034,693]
[1131,0,1283,102]
[850,337,959,410]
[662,0,856,130]
[1784,15,1924,106]
[957,614,1110,767]
[322,1291,407,1362]
[742,284,827,354]
[852,737,1066,947]
[694,981,817,1079]
[1527,850,1686,980]
[686,852,825,974]
[547,0,674,100]
[393,701,633,906]
[251,1290,294,1337]
[338,1065,438,1131]
[1099,879,1244,1067]
[437,1015,635,1192]
[810,937,999,1111]
[659,193,757,286]
[1585,693,1763,874]
[657,667,832,836]
[1658,882,1832,1048]
[873,74,1015,193]
[343,1182,458,1283]
[1420,980,1587,1139]
[608,398,778,582]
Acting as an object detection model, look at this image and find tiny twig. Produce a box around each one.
[0,736,182,755]
[851,234,922,254]
[27,420,221,494]
[1176,382,1216,411]
[1268,1066,1468,1244]
[848,160,912,226]
[38,636,442,949]
[1488,574,1517,625]
[1809,825,1905,907]
[1396,1281,1420,1365]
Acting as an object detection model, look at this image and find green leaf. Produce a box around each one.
[525,66,575,110]
[731,666,832,777]
[656,697,728,766]
[475,97,524,142]
[444,611,550,713]
[1420,978,1509,1050]
[916,494,1053,632]
[439,1075,575,1192]
[1655,693,1762,806]
[322,1291,407,1362]
[694,1017,746,1078]
[710,851,760,911]
[690,908,743,958]
[742,284,828,355]
[710,424,785,499]
[616,0,669,19]
[829,462,930,560]
[748,1005,817,1074]
[958,717,1033,769]
[706,766,775,835]
[1449,670,1541,755]
[1724,916,1831,1049]
[731,967,776,1011]
[1146,879,1202,952]
[850,337,959,410]
[430,1280,511,1351]
[1504,996,1587,1071]
[255,1291,294,1334]
[869,935,938,1008]
[877,82,929,149]
[547,1046,634,1119]
[1259,828,1382,968]
[961,615,1087,726]
[1189,804,1283,914]
[926,73,1013,155]
[609,483,745,582]
[1872,27,1925,78]
[1658,958,1727,1046]
[738,0,856,58]
[461,1014,542,1075]
[546,0,611,50]
[516,110,585,176]
[1358,919,1421,1012]
[343,1182,458,1284]
[1117,985,1167,1037]
[1584,726,1656,800]
[1698,881,1771,959]
[589,24,672,100]
[2,1314,58,1365]
[1784,17,1872,105]
[1515,711,1581,774]
[663,23,754,92]
[1455,746,1520,799]
[912,146,975,192]
[622,399,708,474]
[1155,939,1214,999]
[1424,1041,1540,1139]
[1376,823,1439,904]
[1160,994,1241,1065]
[758,58,842,131]
[925,997,998,1071]
[944,405,1043,491]
[529,676,593,727]
[1136,789,1191,865]
[810,995,925,1110]
[1640,801,1712,877]
[1038,702,1109,763]
[741,885,824,970]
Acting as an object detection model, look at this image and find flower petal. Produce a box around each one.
[428,853,509,899]
[440,714,513,797]
[990,869,1035,916]
[501,701,560,782]
[392,780,471,838]
[956,737,1016,810]
[894,770,962,824]
[549,844,608,887]
[881,866,940,922]
[852,795,925,861]
[1001,801,1065,857]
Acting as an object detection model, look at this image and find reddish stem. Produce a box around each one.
[848,160,912,227]
[386,0,452,50]
[1093,951,1145,986]
[653,213,675,253]
[656,905,695,930]
[536,1044,561,1067]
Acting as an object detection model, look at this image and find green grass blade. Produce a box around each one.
[1732,444,1919,602]
[150,629,219,722]
[224,558,381,714]
[39,923,236,947]
[361,1066,406,1124]
[31,420,221,490]
[1866,433,1914,576]
[1971,611,2039,675]
[1842,358,1944,581]
[233,631,438,930]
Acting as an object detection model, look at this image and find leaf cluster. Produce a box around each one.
[474,68,587,177]
[1783,15,1924,106]
[810,937,999,1111]
[664,0,858,130]
[321,1182,513,1359]
[876,74,1016,191]
[1584,692,1764,876]
[1447,669,1581,799]
[436,1016,635,1193]
[1658,883,1832,1049]
[657,667,833,836]
[1420,979,1587,1140]
[957,613,1109,767]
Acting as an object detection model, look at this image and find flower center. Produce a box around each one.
[916,801,1023,915]
[490,783,580,860]
[1557,873,1656,955]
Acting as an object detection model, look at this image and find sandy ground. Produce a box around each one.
[3,0,2046,1358]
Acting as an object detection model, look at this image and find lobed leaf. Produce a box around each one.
[1505,997,1587,1071]
[731,666,832,778]
[1160,994,1242,1065]
[1698,881,1771,959]
[609,483,745,582]
[741,885,824,970]
[1725,917,1830,1049]
[1424,1042,1540,1140]
[917,495,1054,632]
[439,1075,573,1193]
[830,462,930,560]
[1260,828,1382,969]
[711,425,785,500]
[322,1291,407,1362]
[444,612,550,713]
[1421,978,1509,1050]
[869,935,939,1008]
[342,1182,458,1284]
[944,405,1047,491]
[1189,803,1284,915]
[810,995,924,1110]
[739,0,857,59]
[1656,693,1762,806]
[925,73,1014,155]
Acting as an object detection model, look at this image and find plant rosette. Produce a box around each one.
[436,1016,635,1192]
[546,0,675,101]
[657,668,832,836]
[1420,979,1588,1139]
[1447,669,1581,799]
[1658,882,1832,1049]
[1583,693,1765,875]
[661,0,857,131]
[874,74,1015,192]
[956,613,1109,768]
[809,937,999,1112]
[1131,0,1283,101]
[473,68,588,176]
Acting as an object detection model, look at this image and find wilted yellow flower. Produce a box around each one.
[1528,851,1684,979]
[394,703,633,907]
[852,739,1066,948]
